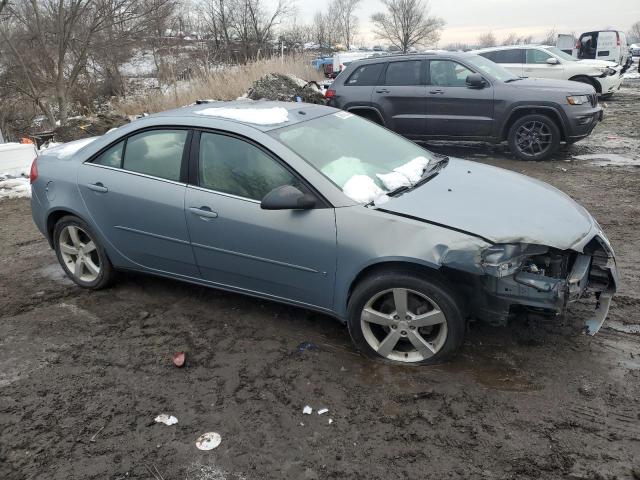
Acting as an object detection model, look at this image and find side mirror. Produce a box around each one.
[466,73,486,88]
[261,185,316,210]
[546,57,559,65]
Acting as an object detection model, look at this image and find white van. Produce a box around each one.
[332,52,377,76]
[556,34,577,57]
[577,30,629,67]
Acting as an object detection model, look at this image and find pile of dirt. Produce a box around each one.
[246,73,326,104]
[53,113,129,142]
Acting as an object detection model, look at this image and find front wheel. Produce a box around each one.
[507,114,561,161]
[53,215,115,289]
[347,271,466,365]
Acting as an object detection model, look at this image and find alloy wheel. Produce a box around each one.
[515,121,553,157]
[58,225,101,282]
[360,288,448,363]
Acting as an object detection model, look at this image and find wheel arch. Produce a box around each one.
[569,75,602,94]
[46,208,85,247]
[345,106,385,126]
[501,106,567,142]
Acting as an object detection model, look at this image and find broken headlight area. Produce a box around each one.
[475,240,616,334]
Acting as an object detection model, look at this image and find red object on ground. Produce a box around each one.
[172,352,186,368]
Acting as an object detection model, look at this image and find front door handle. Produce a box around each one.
[189,206,218,219]
[429,89,445,94]
[375,88,390,94]
[87,182,108,193]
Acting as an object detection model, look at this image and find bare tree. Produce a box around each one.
[540,28,557,46]
[331,0,360,49]
[0,0,9,14]
[501,32,518,46]
[476,31,496,48]
[629,20,640,42]
[370,0,443,53]
[312,10,332,49]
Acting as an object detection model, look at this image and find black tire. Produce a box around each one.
[347,270,465,365]
[53,215,115,289]
[507,114,561,161]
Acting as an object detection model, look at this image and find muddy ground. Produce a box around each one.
[1,78,639,480]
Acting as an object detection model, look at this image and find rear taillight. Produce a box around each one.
[325,89,336,99]
[616,32,620,46]
[29,157,38,184]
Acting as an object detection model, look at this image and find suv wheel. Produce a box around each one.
[53,215,115,289]
[347,271,465,365]
[507,114,560,161]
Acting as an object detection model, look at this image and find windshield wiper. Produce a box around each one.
[504,77,524,83]
[386,156,448,198]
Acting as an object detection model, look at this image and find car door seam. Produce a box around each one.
[114,225,191,245]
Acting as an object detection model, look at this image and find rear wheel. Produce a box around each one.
[53,215,115,289]
[507,114,561,161]
[347,271,465,365]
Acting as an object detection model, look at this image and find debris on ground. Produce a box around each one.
[317,408,329,415]
[297,341,318,352]
[328,418,333,425]
[172,351,186,368]
[53,113,129,142]
[303,405,312,415]
[195,432,222,451]
[246,73,326,104]
[154,414,178,426]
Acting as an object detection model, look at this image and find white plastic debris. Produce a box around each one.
[342,175,387,204]
[154,414,178,426]
[303,405,313,415]
[195,107,289,125]
[393,156,430,183]
[328,418,333,424]
[195,432,222,451]
[317,408,329,415]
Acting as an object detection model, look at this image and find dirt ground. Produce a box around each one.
[1,78,639,480]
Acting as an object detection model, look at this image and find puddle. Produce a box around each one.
[573,153,640,167]
[438,351,543,392]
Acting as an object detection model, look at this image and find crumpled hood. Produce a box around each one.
[379,159,596,251]
[576,59,618,68]
[513,77,595,93]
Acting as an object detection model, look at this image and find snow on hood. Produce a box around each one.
[44,137,98,158]
[195,107,289,125]
[343,175,387,204]
[377,156,430,189]
[577,59,618,68]
[379,158,596,251]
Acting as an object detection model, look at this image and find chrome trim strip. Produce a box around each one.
[191,242,319,273]
[114,225,190,245]
[84,163,186,187]
[187,185,261,204]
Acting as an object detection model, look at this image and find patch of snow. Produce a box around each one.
[45,137,98,158]
[343,175,387,204]
[120,49,157,77]
[154,414,178,425]
[393,156,430,183]
[195,107,289,125]
[376,171,410,190]
[623,70,640,79]
[573,153,640,166]
[0,143,37,176]
[0,177,30,199]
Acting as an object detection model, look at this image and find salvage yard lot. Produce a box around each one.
[1,83,639,480]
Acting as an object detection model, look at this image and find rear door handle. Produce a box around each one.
[189,206,218,219]
[87,182,108,193]
[375,88,389,94]
[429,89,444,94]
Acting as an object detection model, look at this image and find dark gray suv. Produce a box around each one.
[326,52,603,160]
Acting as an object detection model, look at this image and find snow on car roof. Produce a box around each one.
[195,106,289,125]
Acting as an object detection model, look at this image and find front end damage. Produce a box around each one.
[457,235,617,334]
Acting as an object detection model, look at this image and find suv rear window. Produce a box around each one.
[383,60,422,86]
[480,49,525,64]
[346,63,384,86]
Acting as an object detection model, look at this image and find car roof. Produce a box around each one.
[473,44,547,53]
[149,100,338,132]
[349,51,479,65]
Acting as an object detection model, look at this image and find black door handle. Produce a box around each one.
[87,182,108,193]
[429,89,445,94]
[375,88,390,94]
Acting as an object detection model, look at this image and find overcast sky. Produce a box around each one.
[289,0,640,45]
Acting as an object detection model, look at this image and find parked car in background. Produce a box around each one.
[326,52,602,160]
[577,30,629,69]
[30,101,618,365]
[332,51,376,78]
[630,43,640,57]
[475,45,623,97]
[556,34,577,56]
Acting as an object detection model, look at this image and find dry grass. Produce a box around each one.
[115,55,324,115]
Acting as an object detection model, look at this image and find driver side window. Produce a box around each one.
[198,132,301,201]
[429,60,474,87]
[526,49,553,64]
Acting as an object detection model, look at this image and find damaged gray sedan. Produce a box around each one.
[30,101,618,365]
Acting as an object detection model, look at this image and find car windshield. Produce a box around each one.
[269,112,438,203]
[544,46,577,62]
[464,54,519,81]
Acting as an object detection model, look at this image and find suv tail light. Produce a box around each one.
[29,157,38,184]
[616,32,620,46]
[325,89,336,99]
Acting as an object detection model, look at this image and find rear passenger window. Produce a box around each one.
[93,141,124,168]
[384,61,422,86]
[199,132,301,201]
[123,130,187,181]
[491,49,525,63]
[346,63,384,86]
